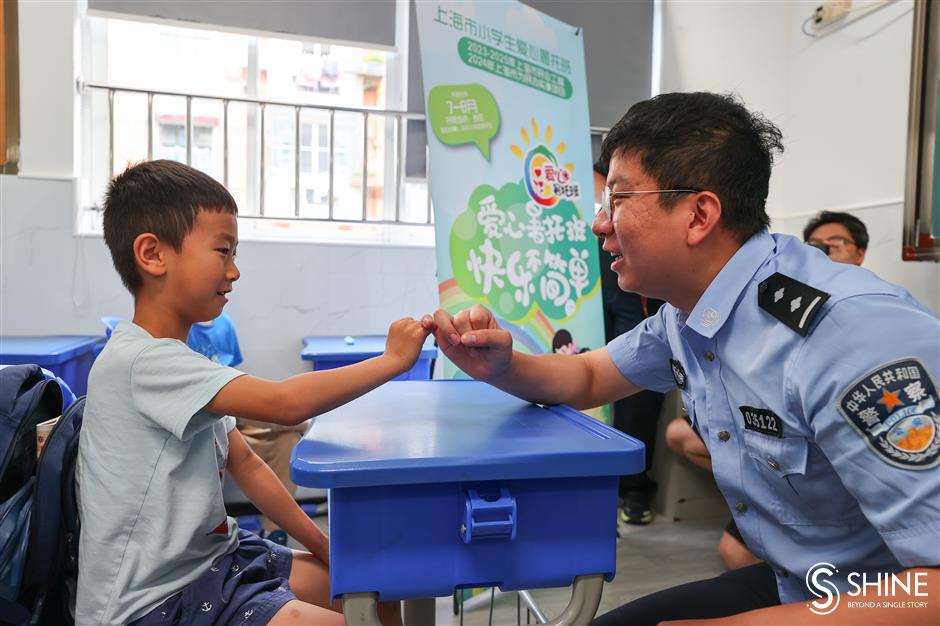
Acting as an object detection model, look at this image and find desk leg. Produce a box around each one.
[344,592,381,625]
[543,574,605,626]
[343,595,435,626]
[342,576,602,626]
[403,598,436,625]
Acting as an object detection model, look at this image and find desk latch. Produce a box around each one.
[461,488,517,544]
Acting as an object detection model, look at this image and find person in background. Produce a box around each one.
[594,161,665,525]
[803,210,868,265]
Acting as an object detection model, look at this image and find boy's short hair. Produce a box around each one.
[802,210,869,250]
[103,160,238,294]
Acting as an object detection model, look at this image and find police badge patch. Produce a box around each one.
[670,359,687,390]
[837,357,940,470]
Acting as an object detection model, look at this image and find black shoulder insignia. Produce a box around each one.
[758,272,830,337]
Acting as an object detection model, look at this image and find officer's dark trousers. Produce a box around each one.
[591,563,781,626]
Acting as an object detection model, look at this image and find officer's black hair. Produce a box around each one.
[802,210,869,250]
[599,92,784,242]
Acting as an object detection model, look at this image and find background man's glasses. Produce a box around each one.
[601,187,700,221]
[807,235,856,256]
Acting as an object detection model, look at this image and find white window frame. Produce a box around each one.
[78,7,435,248]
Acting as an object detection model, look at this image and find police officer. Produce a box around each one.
[422,92,939,625]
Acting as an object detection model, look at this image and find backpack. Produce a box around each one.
[0,365,83,626]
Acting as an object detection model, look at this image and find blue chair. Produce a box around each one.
[100,317,124,340]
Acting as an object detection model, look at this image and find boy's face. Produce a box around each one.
[165,210,240,324]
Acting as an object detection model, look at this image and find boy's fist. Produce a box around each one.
[384,317,431,374]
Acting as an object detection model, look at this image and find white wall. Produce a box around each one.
[4,1,937,383]
[2,1,439,380]
[660,0,939,313]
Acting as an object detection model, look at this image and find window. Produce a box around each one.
[80,12,433,245]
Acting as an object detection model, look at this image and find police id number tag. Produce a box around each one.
[739,406,783,438]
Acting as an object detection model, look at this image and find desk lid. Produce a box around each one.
[291,381,644,488]
[0,335,106,364]
[301,335,437,361]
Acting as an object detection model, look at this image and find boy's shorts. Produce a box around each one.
[130,530,296,626]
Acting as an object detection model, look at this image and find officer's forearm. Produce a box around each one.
[490,349,639,410]
[484,351,585,405]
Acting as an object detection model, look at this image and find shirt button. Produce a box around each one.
[735,502,748,513]
[767,457,780,470]
[704,351,715,361]
[717,431,730,442]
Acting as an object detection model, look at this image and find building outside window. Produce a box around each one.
[80,12,431,242]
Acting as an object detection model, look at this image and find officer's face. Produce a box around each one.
[806,223,865,265]
[592,152,690,298]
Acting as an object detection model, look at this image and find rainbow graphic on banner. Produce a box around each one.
[438,278,557,355]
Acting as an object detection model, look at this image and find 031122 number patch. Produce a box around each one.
[739,406,783,438]
[838,357,939,470]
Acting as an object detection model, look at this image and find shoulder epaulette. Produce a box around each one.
[758,272,830,337]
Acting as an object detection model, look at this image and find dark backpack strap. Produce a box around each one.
[22,397,84,602]
[0,366,44,485]
[0,371,62,503]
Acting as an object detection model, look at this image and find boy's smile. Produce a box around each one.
[167,210,240,326]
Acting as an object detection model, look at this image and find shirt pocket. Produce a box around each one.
[742,431,849,526]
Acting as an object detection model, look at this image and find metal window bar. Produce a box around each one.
[259,102,267,216]
[185,96,192,166]
[107,88,114,177]
[146,92,153,160]
[362,112,369,221]
[394,113,402,222]
[223,100,229,187]
[294,106,301,217]
[85,81,608,226]
[328,108,335,221]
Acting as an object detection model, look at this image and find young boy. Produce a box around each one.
[77,160,425,625]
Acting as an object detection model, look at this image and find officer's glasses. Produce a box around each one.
[600,187,700,222]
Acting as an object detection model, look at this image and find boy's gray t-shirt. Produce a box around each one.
[76,322,245,624]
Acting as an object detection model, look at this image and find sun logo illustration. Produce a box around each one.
[511,118,579,208]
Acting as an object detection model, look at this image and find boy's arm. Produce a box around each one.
[226,428,329,563]
[206,317,429,425]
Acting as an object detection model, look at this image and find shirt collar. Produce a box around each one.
[685,230,776,338]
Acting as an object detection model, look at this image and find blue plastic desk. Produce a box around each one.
[300,335,437,381]
[291,380,644,624]
[0,335,106,396]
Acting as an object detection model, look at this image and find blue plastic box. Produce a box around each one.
[291,381,644,602]
[0,335,106,397]
[300,335,437,381]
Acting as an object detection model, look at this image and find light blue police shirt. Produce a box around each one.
[608,231,940,604]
